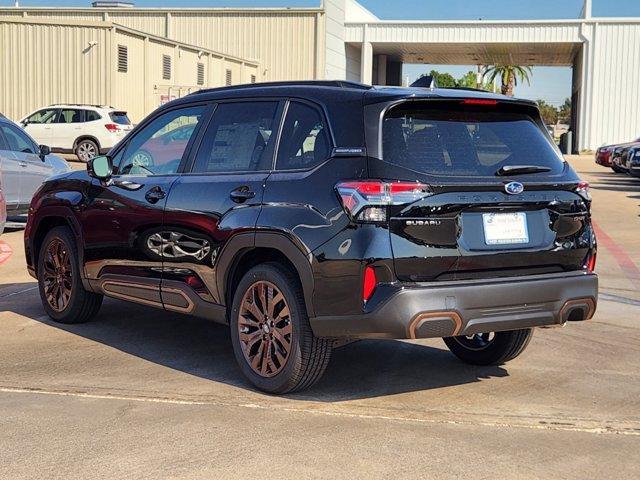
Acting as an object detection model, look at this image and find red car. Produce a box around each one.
[596,136,640,171]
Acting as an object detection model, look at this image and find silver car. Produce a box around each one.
[0,116,71,215]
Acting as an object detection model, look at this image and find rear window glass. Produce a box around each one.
[109,111,131,125]
[382,104,564,177]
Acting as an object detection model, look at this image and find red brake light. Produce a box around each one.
[462,99,498,106]
[336,181,431,223]
[363,266,377,303]
[105,123,120,133]
[585,252,597,273]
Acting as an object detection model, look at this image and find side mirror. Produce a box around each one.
[87,155,113,181]
[39,144,51,160]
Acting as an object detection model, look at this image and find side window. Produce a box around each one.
[192,101,278,173]
[276,102,330,170]
[58,109,84,124]
[0,129,9,151]
[116,105,205,176]
[1,124,36,154]
[26,108,58,124]
[85,110,102,122]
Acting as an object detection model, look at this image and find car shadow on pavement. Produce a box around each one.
[1,282,508,401]
[588,172,640,193]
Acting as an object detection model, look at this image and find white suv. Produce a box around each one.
[20,105,133,162]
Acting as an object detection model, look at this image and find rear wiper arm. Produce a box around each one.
[495,165,552,176]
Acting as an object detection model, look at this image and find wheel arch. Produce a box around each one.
[73,135,101,151]
[218,231,316,320]
[29,207,91,291]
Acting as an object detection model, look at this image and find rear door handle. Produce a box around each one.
[145,186,166,204]
[230,186,256,203]
[19,161,28,168]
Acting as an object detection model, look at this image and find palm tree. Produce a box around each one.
[484,65,532,96]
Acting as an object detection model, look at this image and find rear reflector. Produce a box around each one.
[336,180,431,222]
[461,99,498,106]
[585,251,597,273]
[363,266,377,302]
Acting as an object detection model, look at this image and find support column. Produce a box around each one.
[360,45,373,84]
[377,54,387,85]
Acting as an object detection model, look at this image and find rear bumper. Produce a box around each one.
[310,272,598,339]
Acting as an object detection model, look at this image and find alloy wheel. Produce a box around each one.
[238,281,292,377]
[452,332,496,351]
[77,142,97,161]
[42,238,73,312]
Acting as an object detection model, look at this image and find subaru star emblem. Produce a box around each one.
[505,182,524,195]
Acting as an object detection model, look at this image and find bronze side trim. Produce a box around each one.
[407,311,463,339]
[101,280,195,314]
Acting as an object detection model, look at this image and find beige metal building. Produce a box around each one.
[0,17,259,123]
[1,0,640,151]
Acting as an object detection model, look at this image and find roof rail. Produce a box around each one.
[49,103,115,109]
[191,80,372,96]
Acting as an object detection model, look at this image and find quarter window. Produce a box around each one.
[276,102,330,170]
[116,105,205,176]
[85,110,102,122]
[192,102,278,173]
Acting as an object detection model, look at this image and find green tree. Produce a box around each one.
[558,98,572,124]
[536,99,559,125]
[484,65,532,96]
[457,70,492,91]
[420,69,457,88]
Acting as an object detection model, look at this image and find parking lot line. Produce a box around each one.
[592,221,640,284]
[0,241,12,265]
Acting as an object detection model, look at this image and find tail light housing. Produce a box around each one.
[105,123,121,133]
[336,181,431,223]
[575,180,591,201]
[362,266,377,303]
[584,251,597,273]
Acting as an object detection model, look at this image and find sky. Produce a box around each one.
[6,0,640,107]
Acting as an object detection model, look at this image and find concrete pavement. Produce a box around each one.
[0,156,638,479]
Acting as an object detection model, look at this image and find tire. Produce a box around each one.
[230,262,332,394]
[37,226,103,324]
[443,329,533,366]
[75,139,99,162]
[611,164,625,173]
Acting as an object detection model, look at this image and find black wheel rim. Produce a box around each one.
[238,281,292,378]
[452,332,496,351]
[42,238,73,312]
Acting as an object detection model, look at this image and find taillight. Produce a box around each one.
[584,251,597,273]
[363,266,377,303]
[575,180,591,201]
[336,180,431,223]
[105,123,120,133]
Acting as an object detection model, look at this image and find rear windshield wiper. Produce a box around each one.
[495,165,552,176]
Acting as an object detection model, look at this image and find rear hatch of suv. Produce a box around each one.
[369,98,594,282]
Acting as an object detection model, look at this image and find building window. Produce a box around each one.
[225,69,232,86]
[197,63,205,86]
[250,74,256,84]
[162,54,172,81]
[117,45,128,73]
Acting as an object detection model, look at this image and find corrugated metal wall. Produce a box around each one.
[0,19,259,123]
[4,8,324,82]
[0,20,111,122]
[589,22,640,147]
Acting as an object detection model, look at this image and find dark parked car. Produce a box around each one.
[626,145,640,178]
[609,139,640,173]
[24,81,598,393]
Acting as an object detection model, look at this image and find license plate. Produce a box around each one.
[482,212,529,245]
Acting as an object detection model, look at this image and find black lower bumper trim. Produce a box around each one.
[310,273,598,339]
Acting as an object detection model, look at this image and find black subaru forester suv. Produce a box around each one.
[25,81,598,393]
